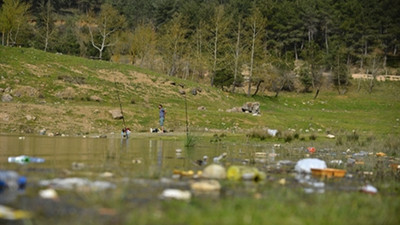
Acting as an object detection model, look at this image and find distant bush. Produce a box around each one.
[279,131,293,143]
[309,134,317,141]
[346,130,359,142]
[384,135,400,157]
[247,129,273,141]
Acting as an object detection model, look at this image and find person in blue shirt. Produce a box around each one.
[158,104,166,132]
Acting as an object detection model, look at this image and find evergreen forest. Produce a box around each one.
[1,0,399,95]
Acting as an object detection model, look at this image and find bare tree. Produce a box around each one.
[245,5,266,97]
[208,5,231,86]
[232,19,244,93]
[38,0,55,52]
[158,13,187,76]
[85,3,126,60]
[130,22,157,68]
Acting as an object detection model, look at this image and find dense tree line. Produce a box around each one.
[1,0,399,95]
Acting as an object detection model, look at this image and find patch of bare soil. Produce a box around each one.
[24,63,49,77]
[0,103,119,135]
[97,69,130,83]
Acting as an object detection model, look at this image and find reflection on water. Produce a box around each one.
[1,135,254,179]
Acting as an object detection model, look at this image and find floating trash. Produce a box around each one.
[353,151,368,158]
[390,163,400,172]
[267,129,278,137]
[39,177,116,191]
[191,180,221,193]
[173,169,196,177]
[361,184,378,194]
[227,166,266,182]
[213,152,227,163]
[311,168,346,178]
[0,205,32,220]
[278,178,286,185]
[202,164,226,179]
[376,152,386,157]
[8,155,45,164]
[307,147,316,153]
[254,152,267,157]
[295,158,327,173]
[160,189,191,201]
[329,160,343,165]
[132,159,142,164]
[39,188,58,200]
[0,170,26,191]
[195,156,208,166]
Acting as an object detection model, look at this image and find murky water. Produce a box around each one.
[1,134,397,224]
[0,134,282,175]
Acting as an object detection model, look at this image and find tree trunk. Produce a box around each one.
[324,24,329,54]
[247,21,256,97]
[252,80,264,97]
[232,21,241,93]
[211,26,218,87]
[1,30,4,46]
[313,88,320,99]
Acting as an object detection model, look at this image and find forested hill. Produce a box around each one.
[1,0,399,95]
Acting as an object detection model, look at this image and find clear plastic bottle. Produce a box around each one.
[8,155,45,164]
[0,170,26,191]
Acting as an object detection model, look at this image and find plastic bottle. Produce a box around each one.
[0,170,27,191]
[8,155,45,164]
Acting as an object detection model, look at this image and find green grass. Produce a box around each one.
[1,46,399,138]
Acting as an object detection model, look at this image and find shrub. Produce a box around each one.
[309,134,317,141]
[346,130,359,142]
[247,129,271,141]
[384,135,400,157]
[279,131,293,143]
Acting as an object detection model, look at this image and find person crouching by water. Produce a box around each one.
[158,104,166,133]
[121,127,131,138]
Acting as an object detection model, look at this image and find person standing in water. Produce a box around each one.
[158,104,166,132]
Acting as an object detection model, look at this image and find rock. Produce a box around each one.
[242,102,260,114]
[89,95,102,102]
[191,88,201,95]
[202,164,226,179]
[25,115,36,121]
[1,94,13,102]
[109,109,123,119]
[197,106,206,110]
[326,134,335,139]
[226,107,242,113]
[0,113,10,121]
[56,87,76,100]
[295,158,327,173]
[12,86,39,98]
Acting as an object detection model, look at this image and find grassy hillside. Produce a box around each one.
[1,46,399,138]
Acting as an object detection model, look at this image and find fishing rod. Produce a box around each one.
[114,81,126,128]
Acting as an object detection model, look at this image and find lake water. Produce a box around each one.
[0,134,283,176]
[1,134,393,224]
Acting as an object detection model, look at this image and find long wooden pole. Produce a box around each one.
[115,81,126,128]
